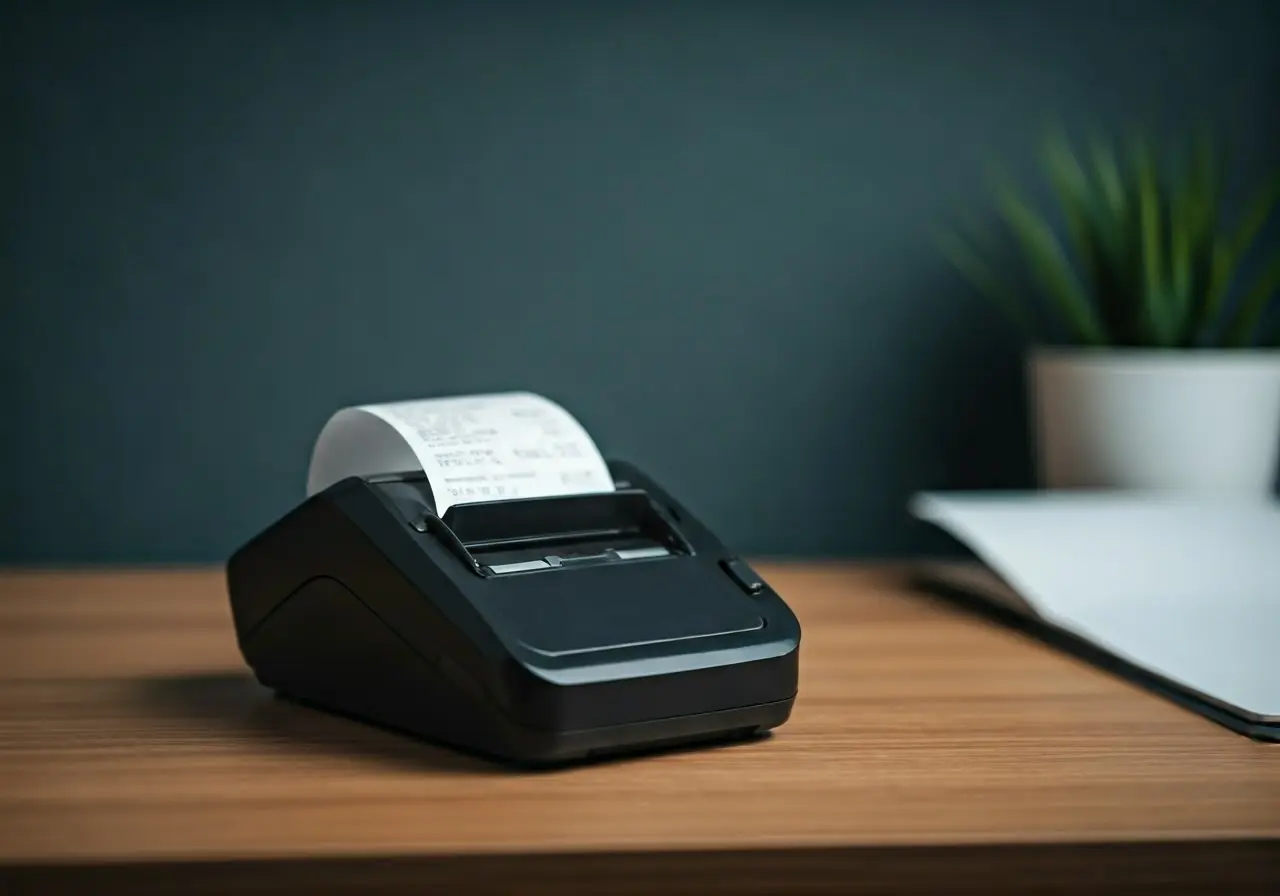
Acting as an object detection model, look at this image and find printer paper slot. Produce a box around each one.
[439,490,692,577]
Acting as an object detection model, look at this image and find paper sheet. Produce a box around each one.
[911,492,1280,719]
[307,392,615,513]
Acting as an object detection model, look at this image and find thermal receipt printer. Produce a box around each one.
[226,393,800,765]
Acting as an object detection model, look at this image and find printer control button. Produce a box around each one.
[721,558,765,594]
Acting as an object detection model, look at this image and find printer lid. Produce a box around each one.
[374,477,769,659]
[482,559,765,657]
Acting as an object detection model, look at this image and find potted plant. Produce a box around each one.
[940,127,1280,494]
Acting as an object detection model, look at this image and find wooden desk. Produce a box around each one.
[0,565,1275,894]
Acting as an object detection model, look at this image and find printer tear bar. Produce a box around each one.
[486,545,672,576]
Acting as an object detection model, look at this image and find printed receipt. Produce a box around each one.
[306,392,616,513]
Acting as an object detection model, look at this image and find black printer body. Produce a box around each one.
[225,461,801,765]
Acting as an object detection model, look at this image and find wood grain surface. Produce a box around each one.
[0,565,1276,894]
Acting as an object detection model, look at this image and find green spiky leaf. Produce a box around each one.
[995,180,1106,345]
[1181,133,1221,343]
[936,228,1036,338]
[1090,136,1126,217]
[1228,172,1280,261]
[1042,128,1100,286]
[1223,252,1280,347]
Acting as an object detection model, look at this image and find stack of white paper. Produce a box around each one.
[911,492,1279,724]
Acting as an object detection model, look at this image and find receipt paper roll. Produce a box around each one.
[306,392,616,513]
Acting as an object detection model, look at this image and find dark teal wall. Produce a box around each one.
[3,1,1278,563]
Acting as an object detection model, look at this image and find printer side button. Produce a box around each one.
[721,558,765,595]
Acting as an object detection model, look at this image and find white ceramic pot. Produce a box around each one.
[1028,348,1280,494]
